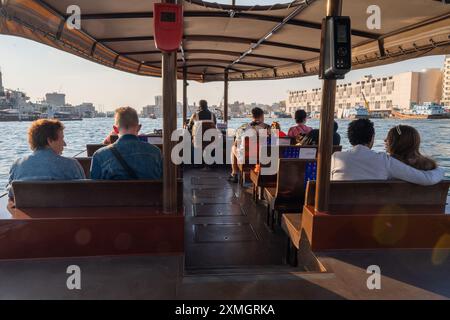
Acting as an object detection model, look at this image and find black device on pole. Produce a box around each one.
[319,16,352,80]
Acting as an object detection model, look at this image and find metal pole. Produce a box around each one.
[183,66,188,127]
[224,70,229,124]
[314,0,342,213]
[162,0,178,214]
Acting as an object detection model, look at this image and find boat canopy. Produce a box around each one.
[0,0,449,82]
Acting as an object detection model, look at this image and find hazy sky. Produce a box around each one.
[0,35,445,112]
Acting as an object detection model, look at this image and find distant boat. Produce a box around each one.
[343,106,369,119]
[149,113,157,119]
[392,102,449,119]
[309,111,321,119]
[41,111,82,121]
[271,111,292,119]
[0,109,19,121]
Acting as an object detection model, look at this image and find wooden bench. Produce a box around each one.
[263,159,317,229]
[75,157,92,178]
[87,144,105,157]
[250,145,342,202]
[0,180,184,260]
[282,180,450,260]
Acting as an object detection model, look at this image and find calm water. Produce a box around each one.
[1,118,449,193]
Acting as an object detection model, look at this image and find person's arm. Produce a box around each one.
[157,153,163,180]
[7,161,17,200]
[187,114,196,131]
[287,127,295,138]
[90,154,102,180]
[386,155,445,186]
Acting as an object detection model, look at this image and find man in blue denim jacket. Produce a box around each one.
[90,107,162,180]
[7,119,85,199]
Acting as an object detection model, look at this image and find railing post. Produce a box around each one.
[182,65,188,127]
[224,69,229,124]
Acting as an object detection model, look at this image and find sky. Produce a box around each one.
[0,34,445,112]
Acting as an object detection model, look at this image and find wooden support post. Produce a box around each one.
[224,70,229,124]
[182,66,188,127]
[162,0,178,214]
[314,0,342,213]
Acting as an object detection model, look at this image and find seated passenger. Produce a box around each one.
[90,107,162,180]
[229,107,270,182]
[385,125,437,171]
[298,121,341,146]
[288,109,312,140]
[187,99,217,149]
[7,119,85,199]
[271,121,287,137]
[331,119,444,185]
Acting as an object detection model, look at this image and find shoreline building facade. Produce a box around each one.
[442,55,450,107]
[287,69,443,117]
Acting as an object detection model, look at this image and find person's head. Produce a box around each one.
[199,100,208,111]
[28,119,66,155]
[113,107,141,136]
[251,107,264,123]
[385,125,437,170]
[347,119,375,148]
[271,121,281,130]
[294,109,307,124]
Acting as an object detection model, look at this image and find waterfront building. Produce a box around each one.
[141,105,158,118]
[45,92,65,107]
[442,55,450,107]
[155,95,163,117]
[75,102,96,118]
[0,69,4,96]
[287,69,443,116]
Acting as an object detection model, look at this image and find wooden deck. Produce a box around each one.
[183,166,300,271]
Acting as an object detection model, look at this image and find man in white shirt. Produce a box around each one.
[331,119,444,185]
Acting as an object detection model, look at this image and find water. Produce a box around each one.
[1,118,449,193]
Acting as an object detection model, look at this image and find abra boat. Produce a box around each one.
[343,106,369,119]
[0,109,19,121]
[392,102,450,119]
[0,0,449,300]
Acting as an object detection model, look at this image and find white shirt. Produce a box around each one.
[331,145,445,186]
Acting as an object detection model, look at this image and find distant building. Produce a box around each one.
[141,105,158,117]
[76,102,96,118]
[177,102,183,117]
[155,95,163,117]
[45,92,65,107]
[0,69,4,96]
[442,55,450,107]
[287,69,443,115]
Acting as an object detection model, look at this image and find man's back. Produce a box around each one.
[331,145,390,180]
[331,145,444,185]
[91,134,162,180]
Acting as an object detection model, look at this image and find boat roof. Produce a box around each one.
[0,0,449,82]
